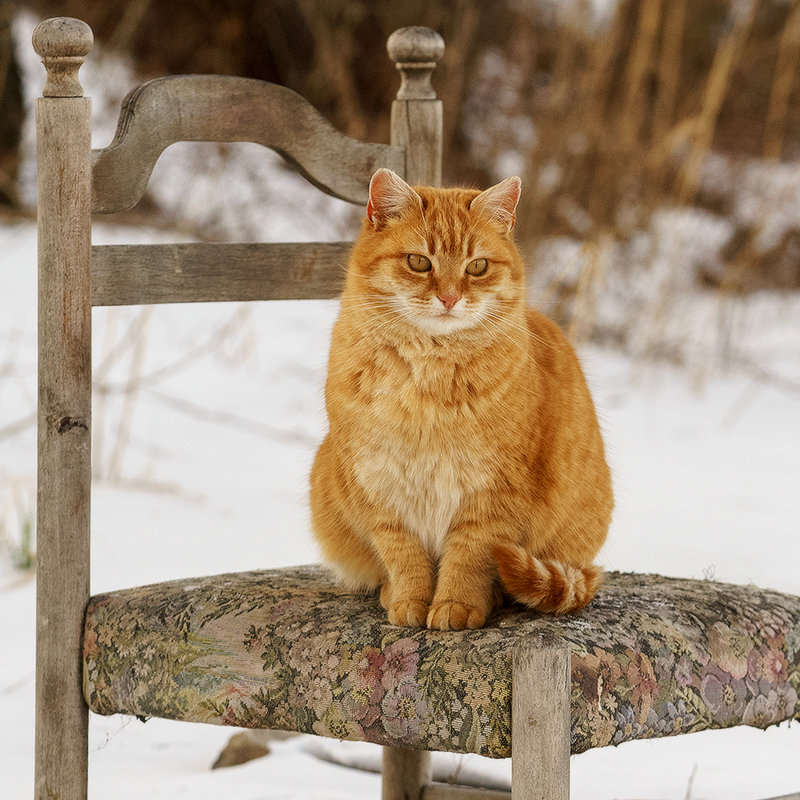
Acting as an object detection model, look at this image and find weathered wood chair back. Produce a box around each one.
[33,17,443,799]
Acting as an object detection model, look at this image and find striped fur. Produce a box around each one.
[494,544,604,614]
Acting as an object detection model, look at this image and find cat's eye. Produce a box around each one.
[407,253,432,272]
[466,258,489,276]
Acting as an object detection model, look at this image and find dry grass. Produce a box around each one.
[764,1,800,160]
[514,0,800,354]
[0,475,35,575]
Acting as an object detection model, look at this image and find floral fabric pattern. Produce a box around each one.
[83,566,800,758]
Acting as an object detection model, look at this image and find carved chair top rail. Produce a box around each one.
[91,75,406,214]
[33,18,445,214]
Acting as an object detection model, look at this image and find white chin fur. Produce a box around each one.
[411,313,479,336]
[397,299,482,336]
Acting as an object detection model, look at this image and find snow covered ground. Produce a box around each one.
[1,215,800,799]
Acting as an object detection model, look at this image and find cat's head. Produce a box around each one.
[347,169,524,337]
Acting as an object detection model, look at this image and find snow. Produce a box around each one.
[530,220,800,382]
[3,9,800,798]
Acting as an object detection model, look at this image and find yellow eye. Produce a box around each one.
[407,253,432,272]
[466,258,488,276]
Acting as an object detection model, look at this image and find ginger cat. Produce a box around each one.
[310,168,612,631]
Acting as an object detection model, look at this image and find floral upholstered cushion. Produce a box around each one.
[83,566,800,758]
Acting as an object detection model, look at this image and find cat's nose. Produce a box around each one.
[437,292,462,310]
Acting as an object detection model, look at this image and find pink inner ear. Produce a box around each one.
[367,168,419,224]
[367,170,390,220]
[493,178,521,221]
[471,176,522,231]
[502,179,521,216]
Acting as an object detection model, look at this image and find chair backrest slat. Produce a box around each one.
[91,242,350,306]
[91,75,406,214]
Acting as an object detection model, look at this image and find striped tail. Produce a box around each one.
[494,544,603,614]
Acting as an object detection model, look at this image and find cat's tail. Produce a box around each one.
[493,544,603,614]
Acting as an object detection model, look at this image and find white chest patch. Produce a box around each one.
[353,435,488,559]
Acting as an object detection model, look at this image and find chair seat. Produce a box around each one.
[83,565,800,758]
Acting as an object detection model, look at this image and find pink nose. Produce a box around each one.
[437,292,461,310]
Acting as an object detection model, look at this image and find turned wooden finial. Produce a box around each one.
[32,17,93,98]
[387,26,445,101]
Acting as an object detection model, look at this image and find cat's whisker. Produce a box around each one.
[341,300,394,310]
[341,295,400,311]
[328,256,350,276]
[485,317,555,352]
[482,305,559,350]
[476,314,528,352]
[344,300,415,338]
[346,303,409,323]
[348,304,408,324]
[479,306,544,345]
[480,312,537,341]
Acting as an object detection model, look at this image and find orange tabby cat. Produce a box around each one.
[310,168,612,631]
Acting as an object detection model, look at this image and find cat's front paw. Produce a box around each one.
[387,599,429,627]
[426,601,487,631]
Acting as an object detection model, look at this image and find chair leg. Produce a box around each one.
[382,746,432,800]
[33,16,93,800]
[34,697,88,800]
[511,634,571,800]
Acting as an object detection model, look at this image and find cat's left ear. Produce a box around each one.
[470,176,522,232]
[367,168,423,229]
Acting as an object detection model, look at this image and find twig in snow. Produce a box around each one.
[95,306,251,395]
[107,307,153,481]
[0,411,35,441]
[684,762,698,800]
[146,390,318,449]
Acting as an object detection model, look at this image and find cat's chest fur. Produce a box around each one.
[350,344,495,557]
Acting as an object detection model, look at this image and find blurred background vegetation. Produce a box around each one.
[2,0,800,569]
[3,0,800,310]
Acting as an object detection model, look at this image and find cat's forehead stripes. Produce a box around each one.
[417,187,485,259]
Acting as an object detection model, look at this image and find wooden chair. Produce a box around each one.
[33,16,800,800]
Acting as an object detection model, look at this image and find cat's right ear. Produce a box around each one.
[367,169,423,229]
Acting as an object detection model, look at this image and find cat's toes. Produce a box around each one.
[379,583,391,610]
[387,599,429,627]
[426,601,487,631]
